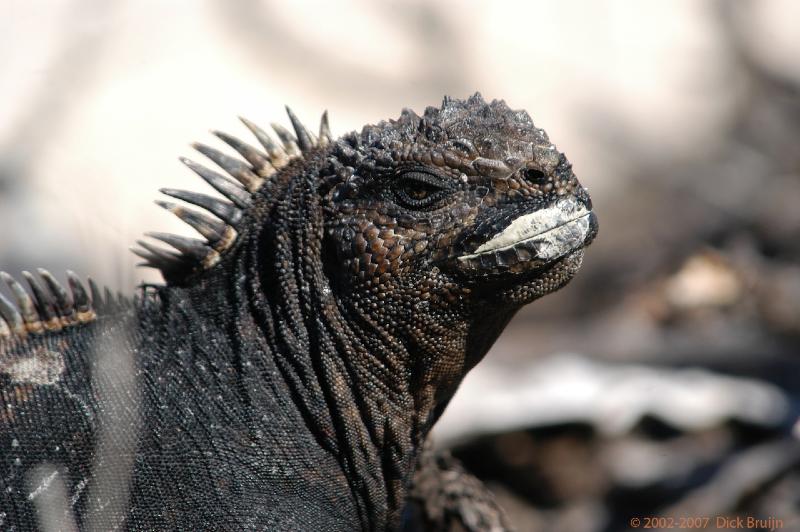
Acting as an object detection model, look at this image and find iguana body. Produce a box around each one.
[0,94,597,530]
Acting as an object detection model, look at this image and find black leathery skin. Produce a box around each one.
[0,93,596,531]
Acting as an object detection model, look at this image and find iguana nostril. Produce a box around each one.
[522,168,548,185]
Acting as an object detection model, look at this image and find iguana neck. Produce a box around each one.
[158,203,515,529]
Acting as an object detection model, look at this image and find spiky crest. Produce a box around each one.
[0,270,124,340]
[132,106,329,283]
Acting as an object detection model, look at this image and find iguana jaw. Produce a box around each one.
[455,198,597,276]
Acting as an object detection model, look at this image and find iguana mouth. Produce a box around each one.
[456,198,596,274]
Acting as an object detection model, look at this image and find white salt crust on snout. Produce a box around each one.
[458,198,591,261]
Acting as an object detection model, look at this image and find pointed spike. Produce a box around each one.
[285,106,314,152]
[191,143,261,192]
[66,271,92,317]
[22,271,60,329]
[37,269,74,319]
[131,250,190,277]
[103,287,115,310]
[88,279,103,309]
[180,157,251,208]
[159,188,242,225]
[271,123,301,157]
[135,240,185,263]
[319,110,331,146]
[146,232,214,263]
[239,116,287,163]
[131,247,168,266]
[0,291,24,336]
[131,247,156,262]
[211,131,273,182]
[155,200,230,244]
[1,272,40,330]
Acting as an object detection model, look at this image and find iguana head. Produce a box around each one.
[323,93,597,312]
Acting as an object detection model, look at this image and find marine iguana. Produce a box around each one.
[0,93,597,530]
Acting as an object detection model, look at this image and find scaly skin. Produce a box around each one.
[0,94,596,530]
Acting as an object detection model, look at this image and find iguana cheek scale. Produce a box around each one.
[0,94,596,531]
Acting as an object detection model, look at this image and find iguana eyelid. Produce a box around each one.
[395,168,452,189]
[393,170,452,209]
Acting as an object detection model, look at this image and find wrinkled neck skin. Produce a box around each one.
[243,254,513,529]
[166,169,519,530]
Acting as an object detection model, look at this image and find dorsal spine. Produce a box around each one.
[131,107,332,283]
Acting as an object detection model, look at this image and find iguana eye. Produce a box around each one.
[393,171,449,209]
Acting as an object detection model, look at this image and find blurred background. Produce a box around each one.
[1,0,799,530]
